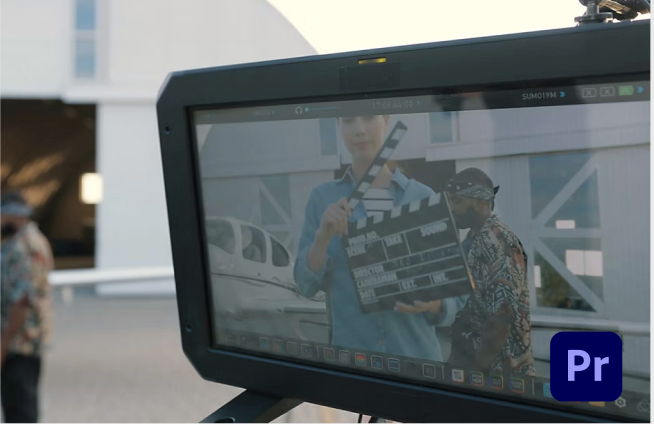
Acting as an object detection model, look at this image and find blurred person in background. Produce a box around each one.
[1,191,54,423]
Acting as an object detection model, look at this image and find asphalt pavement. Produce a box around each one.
[39,296,358,423]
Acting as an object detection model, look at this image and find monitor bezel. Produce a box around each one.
[156,21,650,423]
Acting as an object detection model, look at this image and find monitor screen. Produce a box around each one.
[192,78,650,420]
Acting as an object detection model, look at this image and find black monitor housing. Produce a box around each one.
[157,21,650,423]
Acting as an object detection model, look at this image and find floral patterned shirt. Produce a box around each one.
[1,222,53,356]
[449,215,535,376]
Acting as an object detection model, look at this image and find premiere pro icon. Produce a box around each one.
[550,332,622,402]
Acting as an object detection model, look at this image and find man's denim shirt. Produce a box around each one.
[294,168,466,362]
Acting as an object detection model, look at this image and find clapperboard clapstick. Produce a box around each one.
[341,121,474,314]
[346,121,407,212]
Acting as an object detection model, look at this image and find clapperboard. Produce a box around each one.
[342,121,474,314]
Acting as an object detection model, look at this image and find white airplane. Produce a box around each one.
[205,216,328,343]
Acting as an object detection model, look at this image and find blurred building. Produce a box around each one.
[1,0,316,291]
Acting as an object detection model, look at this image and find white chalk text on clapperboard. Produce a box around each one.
[344,200,469,310]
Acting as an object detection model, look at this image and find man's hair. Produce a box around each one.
[449,168,494,190]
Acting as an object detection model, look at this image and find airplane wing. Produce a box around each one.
[235,298,327,317]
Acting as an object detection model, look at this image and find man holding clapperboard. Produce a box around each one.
[294,115,533,375]
[294,115,463,362]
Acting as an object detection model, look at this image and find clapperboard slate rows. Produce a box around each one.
[341,121,474,314]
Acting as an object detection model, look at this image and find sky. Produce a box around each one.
[267,0,590,54]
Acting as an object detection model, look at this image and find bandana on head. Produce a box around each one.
[0,202,33,217]
[446,180,499,201]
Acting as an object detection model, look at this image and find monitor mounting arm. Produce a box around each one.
[200,390,302,423]
[575,0,650,24]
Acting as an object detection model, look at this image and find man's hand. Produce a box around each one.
[315,198,352,245]
[308,198,352,273]
[316,197,352,245]
[394,299,442,314]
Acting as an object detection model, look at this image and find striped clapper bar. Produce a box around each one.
[340,121,474,314]
[346,121,408,211]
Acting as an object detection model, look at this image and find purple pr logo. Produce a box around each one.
[567,350,609,381]
[550,332,622,402]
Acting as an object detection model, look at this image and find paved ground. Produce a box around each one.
[39,297,359,423]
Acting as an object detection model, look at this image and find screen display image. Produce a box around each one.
[193,79,650,420]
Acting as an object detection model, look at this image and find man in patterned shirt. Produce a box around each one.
[1,191,53,423]
[445,168,535,377]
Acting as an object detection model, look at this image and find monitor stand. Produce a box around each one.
[200,390,302,423]
[200,390,387,423]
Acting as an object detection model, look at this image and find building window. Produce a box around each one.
[565,250,603,277]
[319,118,338,155]
[534,253,596,312]
[429,112,453,143]
[80,172,103,204]
[259,174,293,251]
[74,0,97,78]
[259,175,291,225]
[529,151,604,313]
[529,151,593,219]
[545,171,601,228]
[555,220,576,229]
